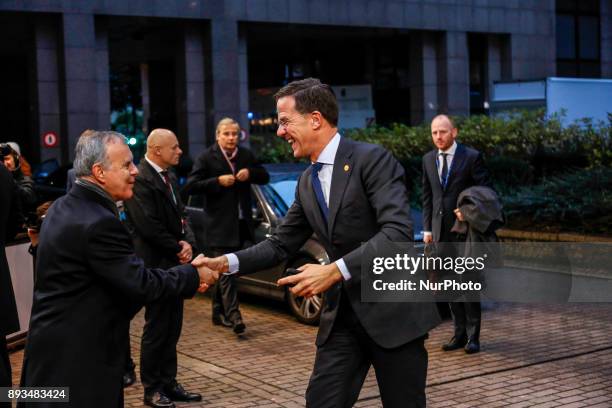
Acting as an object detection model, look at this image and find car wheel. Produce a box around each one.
[285,258,323,325]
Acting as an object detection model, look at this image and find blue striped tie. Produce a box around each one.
[311,162,329,222]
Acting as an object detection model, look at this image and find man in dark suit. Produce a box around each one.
[1,163,20,408]
[182,118,269,334]
[124,129,201,408]
[422,114,492,354]
[194,78,440,407]
[19,131,215,408]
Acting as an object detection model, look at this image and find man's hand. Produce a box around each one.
[191,255,230,274]
[177,240,193,264]
[423,233,433,244]
[27,228,39,247]
[235,168,250,182]
[218,174,236,187]
[192,254,220,292]
[277,263,343,298]
[454,208,465,222]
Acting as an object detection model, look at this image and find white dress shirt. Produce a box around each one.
[226,133,352,281]
[145,155,165,180]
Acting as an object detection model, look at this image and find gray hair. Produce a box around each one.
[73,130,126,177]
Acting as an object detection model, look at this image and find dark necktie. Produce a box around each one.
[160,170,177,205]
[311,162,329,222]
[439,153,449,189]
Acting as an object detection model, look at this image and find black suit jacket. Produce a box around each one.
[235,138,440,348]
[422,143,491,242]
[124,160,195,269]
[20,183,199,408]
[0,165,19,336]
[182,144,269,248]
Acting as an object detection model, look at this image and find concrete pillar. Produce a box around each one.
[61,13,101,161]
[33,17,62,163]
[95,20,110,130]
[237,25,250,148]
[437,31,469,117]
[602,0,612,78]
[177,23,207,157]
[409,31,439,125]
[210,19,248,143]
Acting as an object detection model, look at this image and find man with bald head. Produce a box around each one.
[422,114,491,355]
[124,129,201,407]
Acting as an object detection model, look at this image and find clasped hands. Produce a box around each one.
[218,169,250,187]
[189,255,343,297]
[191,254,229,293]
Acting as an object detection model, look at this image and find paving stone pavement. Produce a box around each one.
[9,294,612,407]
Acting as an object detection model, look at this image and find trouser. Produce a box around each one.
[449,301,481,341]
[210,220,251,322]
[125,336,135,372]
[306,297,428,408]
[0,335,11,408]
[140,296,184,393]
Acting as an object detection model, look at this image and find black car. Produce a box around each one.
[185,163,424,325]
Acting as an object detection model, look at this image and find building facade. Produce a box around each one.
[0,0,610,165]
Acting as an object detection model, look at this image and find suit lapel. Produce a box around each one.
[445,143,465,190]
[427,150,443,196]
[213,143,235,174]
[141,161,180,215]
[328,138,353,236]
[304,167,330,241]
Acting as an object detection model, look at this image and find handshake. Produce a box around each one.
[191,254,229,293]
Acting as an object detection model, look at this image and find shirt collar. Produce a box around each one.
[438,141,457,156]
[75,178,119,217]
[314,133,341,165]
[145,155,165,174]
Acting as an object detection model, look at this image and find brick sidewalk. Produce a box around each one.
[10,296,612,407]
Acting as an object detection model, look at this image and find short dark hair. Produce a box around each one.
[274,78,339,126]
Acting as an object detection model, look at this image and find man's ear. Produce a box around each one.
[91,163,105,184]
[311,111,322,130]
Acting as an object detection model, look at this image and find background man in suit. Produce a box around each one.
[197,78,440,407]
[0,163,20,408]
[422,114,492,354]
[124,129,201,408]
[19,131,214,408]
[182,118,269,335]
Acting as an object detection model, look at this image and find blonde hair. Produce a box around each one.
[216,117,240,135]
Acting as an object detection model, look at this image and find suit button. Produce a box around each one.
[438,210,444,215]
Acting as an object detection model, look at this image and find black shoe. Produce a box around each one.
[164,382,202,402]
[232,317,246,335]
[212,314,233,328]
[442,336,467,351]
[123,369,136,388]
[144,391,175,408]
[464,339,480,354]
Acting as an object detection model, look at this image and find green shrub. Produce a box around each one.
[501,167,612,234]
[251,110,611,169]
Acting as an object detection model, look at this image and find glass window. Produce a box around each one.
[578,16,599,59]
[556,15,576,59]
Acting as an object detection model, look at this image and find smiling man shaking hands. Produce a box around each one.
[192,78,440,408]
[19,131,215,408]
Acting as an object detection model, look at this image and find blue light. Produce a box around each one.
[247,112,254,120]
[128,137,137,145]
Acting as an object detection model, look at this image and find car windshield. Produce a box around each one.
[260,174,299,217]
